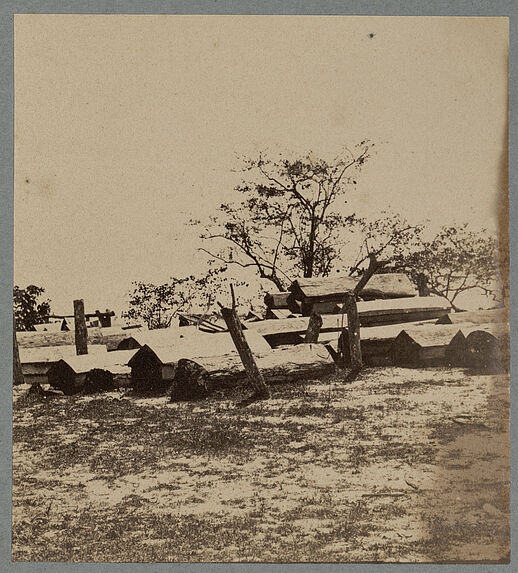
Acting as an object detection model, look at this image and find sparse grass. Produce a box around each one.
[284,403,331,417]
[12,368,509,562]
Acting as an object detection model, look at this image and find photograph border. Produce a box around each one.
[1,1,516,571]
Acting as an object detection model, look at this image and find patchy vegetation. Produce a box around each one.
[13,367,509,562]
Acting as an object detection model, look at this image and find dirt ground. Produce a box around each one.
[12,366,510,563]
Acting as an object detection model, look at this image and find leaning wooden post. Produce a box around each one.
[305,311,323,343]
[344,293,362,376]
[219,286,270,401]
[13,318,24,385]
[73,299,88,355]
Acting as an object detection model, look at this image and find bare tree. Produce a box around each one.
[391,224,499,310]
[348,213,424,277]
[197,144,374,290]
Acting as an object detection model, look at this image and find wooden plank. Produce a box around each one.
[329,320,437,367]
[16,327,129,351]
[97,327,138,351]
[19,344,108,383]
[290,273,416,302]
[246,298,451,338]
[260,332,305,348]
[328,320,507,369]
[391,325,467,367]
[326,318,441,346]
[459,322,509,338]
[264,292,291,309]
[119,325,247,351]
[21,363,55,376]
[436,308,508,326]
[127,329,272,368]
[51,349,138,375]
[19,344,107,364]
[244,311,263,323]
[265,308,294,320]
[16,330,80,349]
[47,349,139,394]
[398,324,470,348]
[306,301,342,315]
[117,326,182,350]
[176,344,334,388]
[247,316,337,337]
[120,325,259,352]
[20,373,48,386]
[342,297,451,319]
[177,313,227,332]
[313,297,452,320]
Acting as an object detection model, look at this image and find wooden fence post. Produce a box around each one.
[73,299,88,355]
[13,318,24,385]
[341,253,388,379]
[219,286,270,401]
[416,273,430,297]
[344,294,362,376]
[305,311,323,343]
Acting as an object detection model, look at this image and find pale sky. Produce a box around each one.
[14,15,508,314]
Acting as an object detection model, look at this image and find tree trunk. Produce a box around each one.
[73,299,88,355]
[13,322,24,386]
[220,305,270,399]
[344,294,362,376]
[304,312,323,343]
[354,253,387,296]
[305,216,316,278]
[266,273,286,293]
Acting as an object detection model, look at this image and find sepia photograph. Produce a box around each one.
[12,14,510,563]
